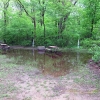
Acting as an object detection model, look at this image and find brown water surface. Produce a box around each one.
[6,49,92,77]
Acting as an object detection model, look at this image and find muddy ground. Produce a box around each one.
[0,54,100,100]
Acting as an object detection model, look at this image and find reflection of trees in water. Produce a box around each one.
[37,52,80,77]
[53,60,66,67]
[38,59,45,73]
[36,51,45,73]
[5,49,92,77]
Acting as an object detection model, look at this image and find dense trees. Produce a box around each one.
[0,0,10,43]
[0,0,100,48]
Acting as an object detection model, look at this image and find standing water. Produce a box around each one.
[6,49,92,77]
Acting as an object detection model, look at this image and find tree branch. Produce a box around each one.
[16,0,33,19]
[58,0,78,34]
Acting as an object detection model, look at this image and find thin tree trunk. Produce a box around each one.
[3,0,10,43]
[57,0,77,37]
[40,0,46,45]
[33,17,36,40]
[17,0,37,46]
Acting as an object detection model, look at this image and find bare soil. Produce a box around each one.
[0,52,100,100]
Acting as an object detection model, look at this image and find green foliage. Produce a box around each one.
[81,39,100,48]
[81,39,93,48]
[90,45,100,62]
[45,38,55,46]
[20,40,32,46]
[0,0,100,48]
[1,14,33,45]
[81,38,100,62]
[55,38,67,47]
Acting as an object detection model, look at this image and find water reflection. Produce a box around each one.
[6,49,92,77]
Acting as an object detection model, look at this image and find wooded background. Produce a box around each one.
[0,0,100,48]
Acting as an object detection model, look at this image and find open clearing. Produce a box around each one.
[0,55,100,100]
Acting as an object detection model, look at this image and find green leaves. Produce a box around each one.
[0,0,100,48]
[91,45,100,62]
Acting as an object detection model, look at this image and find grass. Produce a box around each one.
[0,53,100,100]
[0,55,19,99]
[0,94,9,99]
[71,65,100,91]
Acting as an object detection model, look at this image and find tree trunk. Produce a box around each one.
[57,0,77,37]
[3,0,10,43]
[32,17,36,40]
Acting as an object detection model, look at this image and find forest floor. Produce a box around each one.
[0,53,100,100]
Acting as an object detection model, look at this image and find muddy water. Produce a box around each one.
[6,49,92,77]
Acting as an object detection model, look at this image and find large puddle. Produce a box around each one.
[6,49,92,77]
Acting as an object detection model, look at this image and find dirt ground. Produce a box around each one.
[0,54,100,100]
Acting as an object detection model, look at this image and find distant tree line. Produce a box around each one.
[0,0,100,48]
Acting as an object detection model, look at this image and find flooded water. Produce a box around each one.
[6,49,92,77]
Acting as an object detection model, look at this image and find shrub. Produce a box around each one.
[90,44,100,62]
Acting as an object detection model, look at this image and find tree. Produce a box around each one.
[0,0,10,43]
[82,0,100,38]
[15,0,37,45]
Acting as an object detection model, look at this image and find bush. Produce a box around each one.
[81,39,93,48]
[81,39,100,48]
[55,38,67,47]
[90,45,100,62]
[20,40,32,46]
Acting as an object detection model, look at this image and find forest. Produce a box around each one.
[0,0,100,61]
